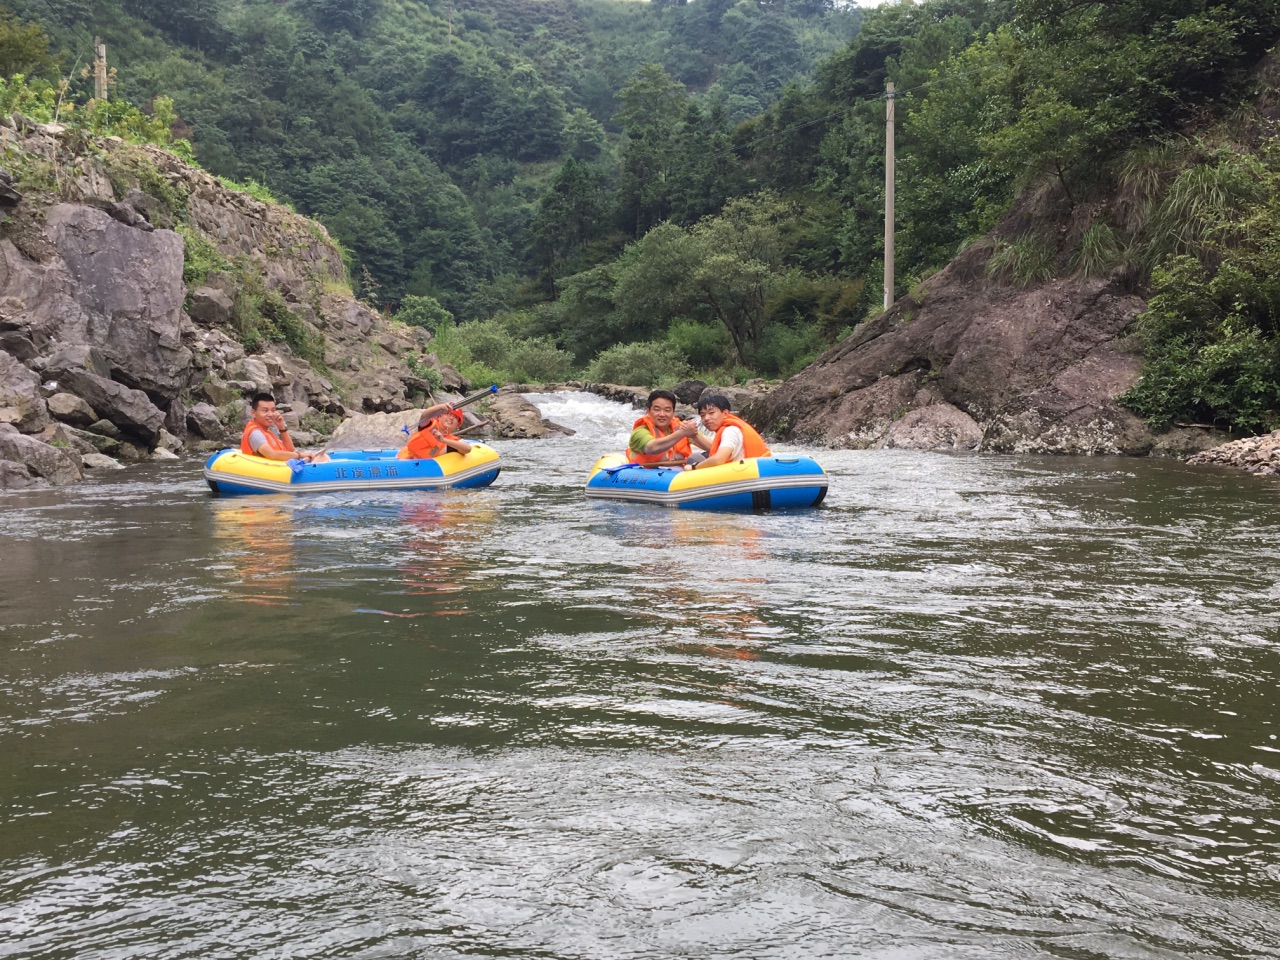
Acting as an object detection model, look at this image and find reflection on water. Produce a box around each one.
[390,498,495,618]
[211,499,296,606]
[1,396,1279,959]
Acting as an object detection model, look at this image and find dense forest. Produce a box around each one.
[3,0,1280,432]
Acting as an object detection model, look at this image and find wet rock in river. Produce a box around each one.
[487,391,574,439]
[0,428,82,486]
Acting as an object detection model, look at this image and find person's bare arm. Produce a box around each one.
[643,421,698,454]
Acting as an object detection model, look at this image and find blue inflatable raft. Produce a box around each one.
[585,453,827,511]
[204,444,501,495]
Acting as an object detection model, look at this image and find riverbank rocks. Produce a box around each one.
[1186,431,1280,475]
[751,244,1158,454]
[0,427,82,487]
[45,350,165,446]
[0,112,479,487]
[43,203,191,396]
[882,402,984,451]
[326,410,422,450]
[186,402,228,442]
[488,391,574,438]
[82,452,123,470]
[0,351,48,433]
[46,392,97,427]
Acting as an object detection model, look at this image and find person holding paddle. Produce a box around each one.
[627,390,705,466]
[398,403,472,460]
[395,385,499,460]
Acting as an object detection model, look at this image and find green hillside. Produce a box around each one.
[5,0,1280,432]
[3,0,857,315]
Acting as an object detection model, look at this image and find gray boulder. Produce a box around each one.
[46,391,98,427]
[186,402,228,441]
[43,204,191,396]
[163,395,187,440]
[672,379,708,404]
[82,452,123,470]
[197,377,242,406]
[226,357,272,392]
[882,403,984,451]
[65,424,121,455]
[0,458,41,489]
[0,430,83,485]
[45,348,164,445]
[0,350,49,433]
[0,168,21,207]
[487,394,574,439]
[326,410,420,450]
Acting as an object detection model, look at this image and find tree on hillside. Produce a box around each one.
[614,192,798,365]
[615,64,688,236]
[0,11,58,79]
[124,0,226,50]
[294,0,380,37]
[528,158,612,294]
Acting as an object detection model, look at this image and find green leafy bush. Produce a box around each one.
[0,74,55,121]
[428,316,574,385]
[1122,256,1280,432]
[985,235,1057,288]
[261,291,327,368]
[178,223,230,286]
[216,177,289,208]
[754,324,825,377]
[507,338,574,383]
[404,354,445,392]
[586,341,689,386]
[395,294,454,329]
[665,319,731,370]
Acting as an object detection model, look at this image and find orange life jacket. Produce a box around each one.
[398,418,458,460]
[627,414,693,464]
[709,413,770,460]
[241,421,289,457]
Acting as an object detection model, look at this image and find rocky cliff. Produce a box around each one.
[747,216,1224,459]
[0,116,461,489]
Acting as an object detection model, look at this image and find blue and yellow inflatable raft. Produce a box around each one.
[203,444,501,495]
[585,453,827,511]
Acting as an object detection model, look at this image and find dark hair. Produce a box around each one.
[646,389,678,410]
[697,393,731,412]
[250,392,276,409]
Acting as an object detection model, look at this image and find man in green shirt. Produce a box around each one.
[627,389,705,464]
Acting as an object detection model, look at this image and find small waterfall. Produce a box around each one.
[522,391,639,443]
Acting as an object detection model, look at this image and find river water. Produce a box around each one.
[1,391,1279,959]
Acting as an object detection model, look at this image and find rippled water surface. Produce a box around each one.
[2,392,1279,959]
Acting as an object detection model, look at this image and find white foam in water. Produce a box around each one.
[522,391,640,442]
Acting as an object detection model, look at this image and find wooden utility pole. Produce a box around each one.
[883,81,896,311]
[93,38,107,100]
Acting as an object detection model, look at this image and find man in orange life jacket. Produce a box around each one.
[684,393,770,471]
[241,393,328,463]
[398,403,472,460]
[627,389,703,464]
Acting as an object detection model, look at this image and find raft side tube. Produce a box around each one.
[585,453,827,511]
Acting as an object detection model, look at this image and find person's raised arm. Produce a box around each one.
[643,420,698,455]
